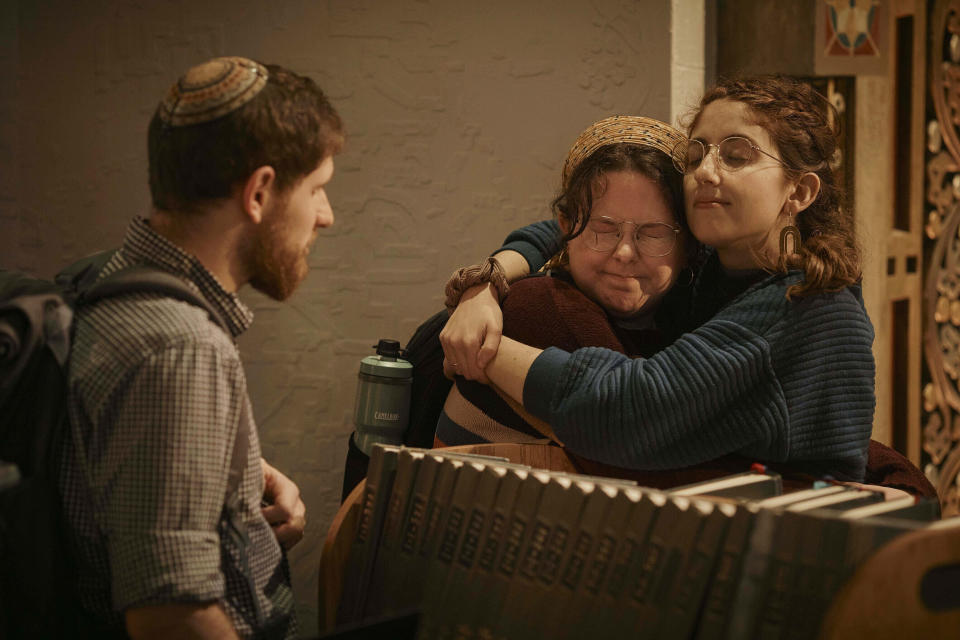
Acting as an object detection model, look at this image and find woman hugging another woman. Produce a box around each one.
[440,75,875,482]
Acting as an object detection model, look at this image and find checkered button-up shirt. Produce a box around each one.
[59,217,296,638]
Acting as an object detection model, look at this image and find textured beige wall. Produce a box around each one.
[1,0,680,634]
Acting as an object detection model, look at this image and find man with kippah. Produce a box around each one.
[58,57,344,639]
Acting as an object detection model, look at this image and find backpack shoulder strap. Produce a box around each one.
[227,400,250,502]
[80,265,231,337]
[222,398,266,625]
[54,249,117,295]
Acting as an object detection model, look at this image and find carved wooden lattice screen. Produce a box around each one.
[923,0,960,516]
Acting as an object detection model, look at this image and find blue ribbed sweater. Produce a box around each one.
[499,222,877,480]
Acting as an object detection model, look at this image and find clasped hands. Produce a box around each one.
[439,282,504,383]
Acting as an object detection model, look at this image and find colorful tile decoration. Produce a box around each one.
[823,0,882,56]
[815,0,887,75]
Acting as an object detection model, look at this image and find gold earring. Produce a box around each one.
[779,216,801,256]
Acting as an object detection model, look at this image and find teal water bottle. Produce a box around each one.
[352,339,413,455]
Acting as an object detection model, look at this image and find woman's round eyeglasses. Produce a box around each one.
[583,216,680,257]
[671,136,788,174]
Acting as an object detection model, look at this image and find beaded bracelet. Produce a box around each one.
[444,257,510,312]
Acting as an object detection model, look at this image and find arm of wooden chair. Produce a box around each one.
[819,519,960,638]
[318,480,366,634]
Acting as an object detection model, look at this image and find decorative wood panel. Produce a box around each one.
[923,0,960,516]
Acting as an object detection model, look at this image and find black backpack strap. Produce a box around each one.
[222,400,267,627]
[54,249,117,295]
[79,266,231,336]
[226,401,250,506]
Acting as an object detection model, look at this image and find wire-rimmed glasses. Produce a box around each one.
[583,216,680,257]
[671,136,788,174]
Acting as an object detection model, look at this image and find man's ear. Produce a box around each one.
[242,166,277,224]
[787,172,821,215]
[557,214,575,236]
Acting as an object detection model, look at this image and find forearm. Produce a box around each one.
[490,249,530,283]
[497,219,563,272]
[126,602,240,640]
[485,337,542,405]
[538,329,775,469]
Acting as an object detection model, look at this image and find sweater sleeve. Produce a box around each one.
[494,220,562,273]
[522,282,876,478]
[524,320,788,470]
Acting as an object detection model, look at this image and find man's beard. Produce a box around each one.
[246,200,312,301]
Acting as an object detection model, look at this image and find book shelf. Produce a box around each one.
[319,443,959,637]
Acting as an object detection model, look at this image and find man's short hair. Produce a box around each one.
[148,60,344,214]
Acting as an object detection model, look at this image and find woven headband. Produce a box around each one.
[157,56,268,127]
[561,115,686,188]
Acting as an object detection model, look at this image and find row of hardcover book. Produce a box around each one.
[335,444,951,640]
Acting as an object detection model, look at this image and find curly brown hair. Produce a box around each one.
[549,143,699,269]
[689,75,860,298]
[148,63,344,214]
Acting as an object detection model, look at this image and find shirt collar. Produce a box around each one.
[120,216,254,337]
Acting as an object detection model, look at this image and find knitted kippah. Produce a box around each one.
[561,115,686,188]
[157,56,268,127]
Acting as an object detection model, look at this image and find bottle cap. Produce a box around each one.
[359,339,412,378]
[374,339,402,360]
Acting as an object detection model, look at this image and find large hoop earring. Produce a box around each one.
[678,266,694,286]
[779,220,801,256]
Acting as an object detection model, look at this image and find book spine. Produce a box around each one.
[780,513,831,640]
[753,510,804,639]
[657,502,734,640]
[336,445,387,625]
[389,454,444,614]
[563,490,641,639]
[619,497,697,637]
[452,469,527,640]
[351,447,401,622]
[469,471,550,640]
[724,507,779,640]
[429,466,507,639]
[544,486,618,640]
[803,517,852,639]
[588,492,662,639]
[363,450,422,618]
[520,481,600,639]
[498,477,582,639]
[418,462,485,637]
[693,507,755,640]
[402,458,464,609]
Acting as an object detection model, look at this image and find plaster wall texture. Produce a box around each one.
[1,0,684,634]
